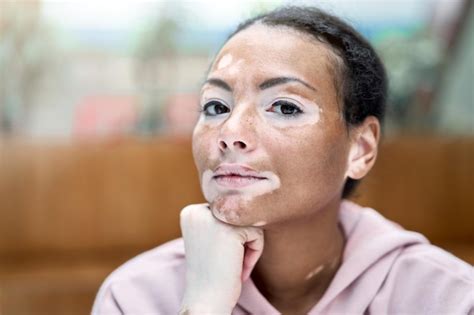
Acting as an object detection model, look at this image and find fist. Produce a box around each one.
[179,204,264,314]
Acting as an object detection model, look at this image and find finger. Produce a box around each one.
[179,203,210,236]
[241,242,264,282]
[240,229,264,282]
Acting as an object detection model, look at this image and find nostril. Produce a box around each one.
[219,140,228,150]
[234,141,246,149]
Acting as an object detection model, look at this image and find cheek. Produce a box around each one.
[192,123,218,170]
[267,125,349,200]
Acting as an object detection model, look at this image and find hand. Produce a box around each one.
[179,203,264,314]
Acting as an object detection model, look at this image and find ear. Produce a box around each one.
[345,116,381,180]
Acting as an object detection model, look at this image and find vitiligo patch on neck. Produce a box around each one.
[305,264,325,280]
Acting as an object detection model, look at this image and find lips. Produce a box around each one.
[213,164,267,188]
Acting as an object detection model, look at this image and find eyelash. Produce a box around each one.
[267,100,303,117]
[200,100,230,116]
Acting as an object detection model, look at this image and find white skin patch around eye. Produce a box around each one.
[301,103,322,126]
[259,92,324,128]
[217,53,233,70]
[305,264,325,280]
[267,105,322,129]
[201,169,281,204]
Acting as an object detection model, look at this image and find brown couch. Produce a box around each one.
[0,136,472,314]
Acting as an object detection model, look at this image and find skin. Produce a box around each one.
[191,23,380,314]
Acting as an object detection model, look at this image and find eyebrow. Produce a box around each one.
[203,76,317,92]
[259,77,317,92]
[204,78,232,91]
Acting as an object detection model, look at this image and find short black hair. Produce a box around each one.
[227,6,388,198]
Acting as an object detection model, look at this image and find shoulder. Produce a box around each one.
[395,242,472,281]
[340,201,473,313]
[92,238,186,314]
[390,242,473,294]
[379,242,473,314]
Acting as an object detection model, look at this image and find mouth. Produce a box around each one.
[212,164,268,188]
[213,174,267,188]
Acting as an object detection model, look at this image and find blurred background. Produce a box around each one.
[0,0,473,314]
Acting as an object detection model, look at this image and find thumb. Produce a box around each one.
[240,228,264,282]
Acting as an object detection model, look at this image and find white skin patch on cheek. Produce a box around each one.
[305,264,325,280]
[216,53,233,70]
[201,169,218,203]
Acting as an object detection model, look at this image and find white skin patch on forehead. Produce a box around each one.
[227,59,245,76]
[217,53,233,70]
[215,53,245,76]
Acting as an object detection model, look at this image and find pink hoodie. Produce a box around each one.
[92,200,473,314]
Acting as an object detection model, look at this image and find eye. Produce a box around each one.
[202,100,230,116]
[268,100,303,116]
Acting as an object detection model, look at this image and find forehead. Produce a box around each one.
[209,23,338,84]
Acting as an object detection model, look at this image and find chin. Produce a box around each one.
[210,194,257,226]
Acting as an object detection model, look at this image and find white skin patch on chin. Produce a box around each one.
[217,53,233,70]
[252,221,267,227]
[210,195,247,224]
[228,211,241,223]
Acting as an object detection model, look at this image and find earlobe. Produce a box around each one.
[345,116,380,180]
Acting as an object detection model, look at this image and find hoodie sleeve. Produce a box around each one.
[369,243,474,315]
[91,282,123,315]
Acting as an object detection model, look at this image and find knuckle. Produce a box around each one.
[180,203,210,222]
[180,205,194,219]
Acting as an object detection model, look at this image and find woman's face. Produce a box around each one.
[192,24,352,227]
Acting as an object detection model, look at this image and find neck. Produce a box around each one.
[251,198,345,313]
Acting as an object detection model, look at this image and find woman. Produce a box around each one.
[92,6,473,314]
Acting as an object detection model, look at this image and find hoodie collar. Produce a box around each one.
[309,200,428,313]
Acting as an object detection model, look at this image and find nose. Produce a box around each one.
[217,106,256,154]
